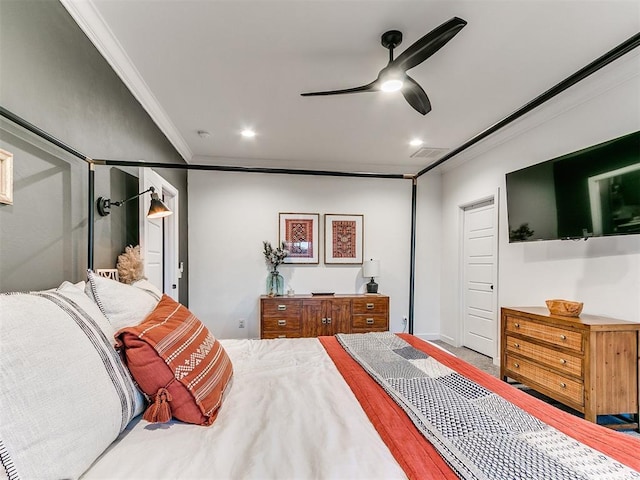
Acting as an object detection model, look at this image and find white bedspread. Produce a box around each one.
[82,338,407,479]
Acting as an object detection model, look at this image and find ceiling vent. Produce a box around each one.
[410,146,448,160]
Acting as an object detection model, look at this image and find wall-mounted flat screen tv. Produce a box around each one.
[505,131,640,242]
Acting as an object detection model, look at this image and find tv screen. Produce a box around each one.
[505,131,640,242]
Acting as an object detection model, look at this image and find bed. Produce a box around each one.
[1,273,639,480]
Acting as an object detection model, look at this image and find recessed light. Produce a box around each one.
[241,129,256,138]
[409,139,423,147]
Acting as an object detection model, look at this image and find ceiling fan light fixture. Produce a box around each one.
[380,79,404,92]
[299,17,467,115]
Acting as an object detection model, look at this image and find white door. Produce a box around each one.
[462,199,497,358]
[139,168,179,301]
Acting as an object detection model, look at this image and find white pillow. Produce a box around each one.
[0,286,145,480]
[85,270,161,330]
[130,278,163,299]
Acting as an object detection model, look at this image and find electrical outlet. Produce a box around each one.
[238,319,245,328]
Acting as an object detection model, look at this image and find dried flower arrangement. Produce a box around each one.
[117,245,145,284]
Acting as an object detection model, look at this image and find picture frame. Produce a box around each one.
[279,212,320,264]
[0,149,13,205]
[324,214,363,264]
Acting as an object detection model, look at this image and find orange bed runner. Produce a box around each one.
[319,334,640,479]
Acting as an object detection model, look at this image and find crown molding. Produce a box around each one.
[60,0,193,162]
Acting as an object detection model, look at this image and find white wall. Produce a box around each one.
[413,173,442,340]
[439,52,640,346]
[188,171,413,339]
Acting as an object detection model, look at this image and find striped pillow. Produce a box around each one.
[0,285,144,480]
[116,295,233,425]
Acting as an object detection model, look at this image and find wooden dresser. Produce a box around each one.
[260,294,389,339]
[501,307,640,430]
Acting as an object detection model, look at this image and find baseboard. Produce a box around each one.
[438,333,457,346]
[414,333,440,341]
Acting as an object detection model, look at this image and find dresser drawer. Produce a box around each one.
[261,331,302,339]
[505,315,583,352]
[505,354,584,406]
[352,297,388,315]
[352,314,388,332]
[261,317,301,332]
[261,300,302,317]
[506,336,582,377]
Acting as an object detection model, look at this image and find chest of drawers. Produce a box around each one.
[260,294,389,339]
[500,307,640,430]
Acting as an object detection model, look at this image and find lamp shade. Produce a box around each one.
[147,192,173,218]
[362,259,380,278]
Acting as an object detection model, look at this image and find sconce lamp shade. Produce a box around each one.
[147,192,172,218]
[363,259,380,294]
[97,186,172,218]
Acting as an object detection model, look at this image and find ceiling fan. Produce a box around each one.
[300,17,467,115]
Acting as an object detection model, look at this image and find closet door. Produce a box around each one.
[462,199,497,358]
[139,168,179,300]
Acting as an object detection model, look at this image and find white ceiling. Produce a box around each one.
[62,0,640,175]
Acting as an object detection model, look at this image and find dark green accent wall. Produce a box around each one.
[0,0,189,304]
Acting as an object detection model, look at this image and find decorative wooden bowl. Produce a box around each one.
[545,299,583,317]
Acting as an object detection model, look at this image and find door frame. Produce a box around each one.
[458,188,500,361]
[139,167,179,301]
[162,182,179,301]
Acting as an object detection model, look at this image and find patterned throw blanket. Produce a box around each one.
[336,332,639,480]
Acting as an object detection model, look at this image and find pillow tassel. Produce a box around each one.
[143,387,173,423]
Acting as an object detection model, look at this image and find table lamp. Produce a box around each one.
[362,259,380,294]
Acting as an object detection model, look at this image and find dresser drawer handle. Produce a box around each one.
[560,359,567,365]
[277,305,287,311]
[278,320,287,326]
[514,323,520,328]
[513,363,520,369]
[559,334,567,340]
[559,382,567,389]
[366,318,375,325]
[513,343,520,348]
[322,318,327,324]
[327,317,332,324]
[366,303,375,309]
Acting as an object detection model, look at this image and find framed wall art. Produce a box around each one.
[0,149,13,205]
[324,214,363,264]
[279,212,320,264]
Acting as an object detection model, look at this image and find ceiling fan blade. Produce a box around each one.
[402,76,431,115]
[392,17,467,73]
[301,82,377,96]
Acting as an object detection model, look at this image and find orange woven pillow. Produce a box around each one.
[116,295,233,425]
